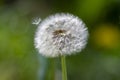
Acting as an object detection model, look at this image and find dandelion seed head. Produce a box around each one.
[34,13,89,57]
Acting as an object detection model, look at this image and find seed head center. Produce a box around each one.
[53,29,66,36]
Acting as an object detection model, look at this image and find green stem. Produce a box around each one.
[61,55,67,80]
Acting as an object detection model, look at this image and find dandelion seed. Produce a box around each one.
[34,13,89,57]
[32,17,41,25]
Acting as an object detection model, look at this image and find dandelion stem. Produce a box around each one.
[61,55,67,80]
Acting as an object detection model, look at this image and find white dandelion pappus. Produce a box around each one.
[34,13,88,57]
[32,17,41,25]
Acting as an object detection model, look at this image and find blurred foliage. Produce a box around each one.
[92,24,120,49]
[0,0,120,80]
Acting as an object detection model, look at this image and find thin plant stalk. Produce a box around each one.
[61,55,67,80]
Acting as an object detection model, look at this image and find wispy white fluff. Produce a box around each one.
[34,13,88,57]
[32,18,41,25]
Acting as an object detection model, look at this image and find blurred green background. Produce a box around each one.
[0,0,120,80]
